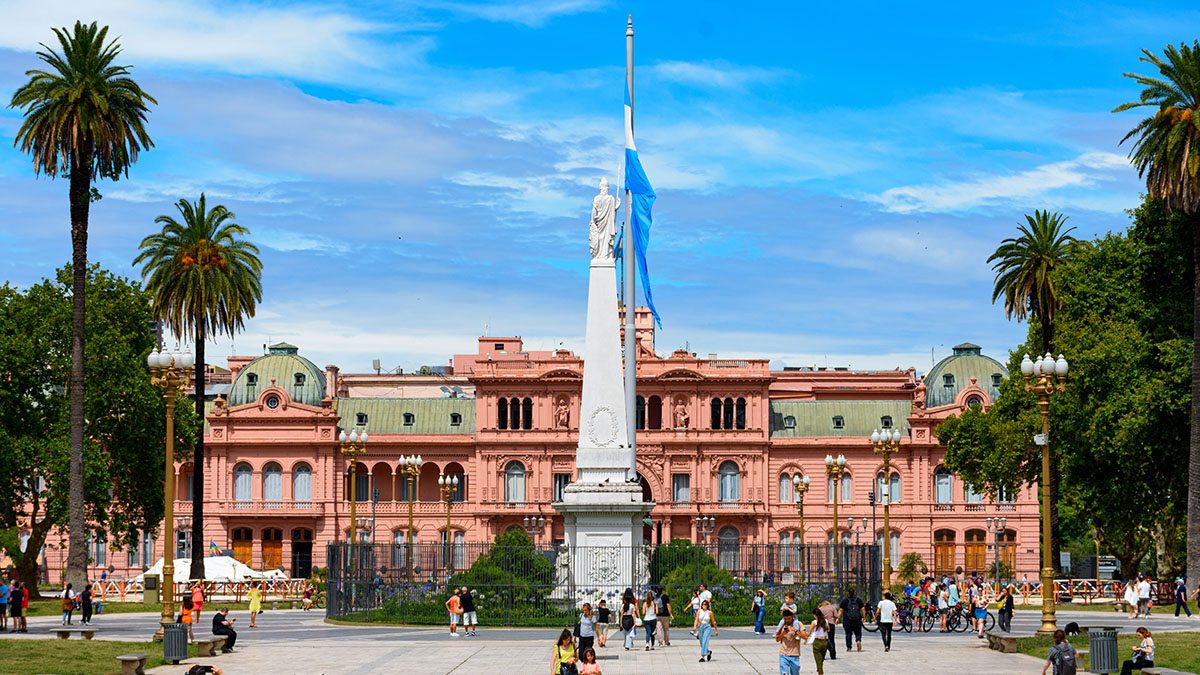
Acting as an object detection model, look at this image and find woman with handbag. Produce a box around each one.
[577,603,596,656]
[621,596,637,650]
[1119,627,1154,675]
[550,628,579,675]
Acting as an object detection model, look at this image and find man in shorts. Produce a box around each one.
[445,588,462,636]
[0,577,9,632]
[459,587,477,637]
[9,582,25,633]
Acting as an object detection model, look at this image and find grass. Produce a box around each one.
[1017,630,1200,674]
[26,598,253,616]
[0,638,194,675]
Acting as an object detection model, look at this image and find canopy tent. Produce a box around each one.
[135,556,288,583]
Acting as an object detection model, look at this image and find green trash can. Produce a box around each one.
[1086,626,1119,674]
[163,622,188,664]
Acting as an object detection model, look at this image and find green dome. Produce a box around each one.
[925,343,1006,408]
[228,342,325,407]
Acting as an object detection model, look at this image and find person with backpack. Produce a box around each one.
[837,588,866,652]
[654,589,673,646]
[1042,629,1078,675]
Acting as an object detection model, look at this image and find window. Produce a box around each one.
[779,531,792,569]
[440,530,466,569]
[779,473,793,504]
[943,374,956,388]
[450,475,466,502]
[450,412,462,426]
[182,466,194,501]
[890,472,901,503]
[636,396,646,430]
[497,397,509,430]
[934,466,953,504]
[648,395,663,430]
[880,415,893,429]
[392,530,407,568]
[875,471,902,504]
[967,396,983,408]
[510,397,521,429]
[710,398,721,429]
[263,462,283,504]
[521,398,533,430]
[722,397,734,429]
[128,533,141,567]
[265,395,280,409]
[505,461,526,502]
[996,485,1014,503]
[672,474,691,503]
[832,415,845,430]
[398,473,413,502]
[735,397,746,430]
[246,373,258,386]
[783,415,796,429]
[553,473,572,502]
[176,528,191,559]
[718,461,740,502]
[877,531,902,569]
[233,463,252,503]
[293,464,313,503]
[717,526,740,570]
[827,473,852,503]
[89,531,106,567]
[965,483,985,503]
[356,412,369,426]
[353,470,369,502]
[494,342,505,351]
[403,412,415,426]
[992,373,1003,388]
[294,373,306,386]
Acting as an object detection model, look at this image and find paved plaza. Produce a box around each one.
[4,607,1199,674]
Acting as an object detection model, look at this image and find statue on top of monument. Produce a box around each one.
[589,177,620,261]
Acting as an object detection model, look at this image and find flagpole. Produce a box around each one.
[623,14,637,480]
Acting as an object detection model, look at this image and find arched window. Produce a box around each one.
[934,529,956,575]
[497,397,509,430]
[392,530,407,569]
[717,526,740,570]
[722,397,734,429]
[779,531,792,570]
[233,463,252,505]
[890,472,901,504]
[735,397,746,429]
[934,466,954,504]
[263,462,282,506]
[504,461,526,503]
[877,531,902,569]
[779,473,793,504]
[521,397,533,430]
[827,473,852,503]
[292,463,312,504]
[718,461,740,502]
[636,395,646,430]
[710,398,721,429]
[648,395,663,430]
[509,397,520,430]
[783,415,796,429]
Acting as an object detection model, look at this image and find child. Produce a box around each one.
[578,647,602,674]
[181,596,195,641]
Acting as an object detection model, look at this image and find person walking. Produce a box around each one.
[692,598,717,662]
[838,588,865,653]
[973,587,989,638]
[595,599,611,648]
[775,608,808,675]
[621,594,637,650]
[550,628,578,675]
[1042,629,1079,675]
[61,583,76,625]
[655,588,673,646]
[875,592,897,652]
[752,589,767,635]
[578,602,597,657]
[211,608,238,653]
[247,583,262,628]
[181,596,195,641]
[817,600,838,659]
[191,583,206,625]
[1174,577,1192,618]
[808,607,831,675]
[0,578,8,632]
[641,591,658,651]
[80,583,94,625]
[1124,579,1140,619]
[1136,575,1152,618]
[998,585,1015,632]
[1119,627,1154,675]
[460,587,478,637]
[9,582,25,633]
[445,588,462,637]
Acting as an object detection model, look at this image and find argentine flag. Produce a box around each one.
[620,83,661,328]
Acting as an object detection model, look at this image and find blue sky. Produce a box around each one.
[0,1,1184,373]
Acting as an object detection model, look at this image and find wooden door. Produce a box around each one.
[262,528,283,570]
[232,527,253,564]
[935,544,956,574]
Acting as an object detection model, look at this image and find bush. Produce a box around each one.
[896,553,927,584]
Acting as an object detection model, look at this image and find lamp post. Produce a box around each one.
[825,454,847,588]
[987,516,1008,585]
[338,429,369,543]
[147,345,193,641]
[523,515,546,545]
[792,474,811,579]
[696,515,716,549]
[847,517,868,545]
[438,473,461,575]
[1020,352,1068,634]
[398,455,422,579]
[870,427,902,589]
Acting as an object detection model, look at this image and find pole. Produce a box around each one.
[407,473,416,581]
[157,386,176,640]
[623,14,637,480]
[1038,394,1056,633]
[882,453,891,590]
[832,473,840,590]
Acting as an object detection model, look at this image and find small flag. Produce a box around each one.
[620,83,661,327]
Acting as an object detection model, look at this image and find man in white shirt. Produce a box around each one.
[1136,576,1152,617]
[874,592,898,652]
[698,583,712,607]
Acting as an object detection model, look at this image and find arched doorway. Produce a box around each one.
[231,527,253,565]
[964,529,987,574]
[291,528,313,578]
[934,529,956,575]
[262,527,283,570]
[637,473,653,543]
[717,526,740,572]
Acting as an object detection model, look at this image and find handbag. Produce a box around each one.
[556,646,579,675]
[634,616,643,627]
[572,622,581,638]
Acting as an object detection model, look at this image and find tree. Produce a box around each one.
[896,552,927,584]
[133,194,262,579]
[0,266,197,595]
[1115,40,1200,592]
[9,21,156,588]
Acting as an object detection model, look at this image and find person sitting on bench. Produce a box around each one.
[211,608,237,653]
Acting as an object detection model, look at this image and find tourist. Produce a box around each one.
[1042,629,1079,675]
[838,587,866,652]
[19,580,29,632]
[875,592,897,652]
[1136,575,1152,617]
[247,583,262,628]
[818,600,838,659]
[1173,577,1192,618]
[578,602,596,656]
[192,583,206,625]
[698,583,712,609]
[641,591,658,650]
[808,607,830,675]
[550,628,578,675]
[622,588,636,639]
[692,598,717,662]
[181,596,195,641]
[1146,575,1156,614]
[655,588,673,646]
[689,589,701,632]
[577,647,602,675]
[1124,579,1139,619]
[780,591,798,615]
[621,593,637,650]
[61,582,76,625]
[301,582,314,611]
[752,588,767,635]
[595,599,611,647]
[80,583,94,625]
[461,587,478,636]
[998,585,1015,632]
[973,585,989,638]
[775,608,808,675]
[445,588,462,637]
[0,577,8,631]
[7,581,21,633]
[937,585,950,632]
[211,608,237,653]
[1119,627,1154,675]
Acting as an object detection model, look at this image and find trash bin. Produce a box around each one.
[163,622,189,664]
[1086,626,1119,674]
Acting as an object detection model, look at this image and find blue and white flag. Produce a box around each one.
[618,83,661,328]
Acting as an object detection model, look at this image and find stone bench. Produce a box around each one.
[194,635,227,657]
[115,653,150,675]
[1142,669,1191,675]
[49,627,97,640]
[984,631,1022,653]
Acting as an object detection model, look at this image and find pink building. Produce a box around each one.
[31,313,1039,583]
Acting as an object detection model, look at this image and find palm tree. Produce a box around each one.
[134,194,263,580]
[9,21,155,587]
[1115,41,1200,590]
[987,209,1076,570]
[987,210,1077,356]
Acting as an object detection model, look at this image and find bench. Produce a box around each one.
[115,653,150,675]
[49,627,97,640]
[984,631,1021,653]
[194,635,227,657]
[1142,669,1192,675]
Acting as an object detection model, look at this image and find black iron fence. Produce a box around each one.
[326,542,880,626]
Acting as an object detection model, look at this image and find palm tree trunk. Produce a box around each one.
[1188,218,1200,594]
[189,322,206,580]
[64,152,91,590]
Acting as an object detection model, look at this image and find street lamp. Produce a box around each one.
[987,516,1008,585]
[825,454,848,587]
[147,345,193,641]
[438,473,461,574]
[847,517,868,546]
[1020,352,1068,634]
[695,515,716,548]
[338,428,369,543]
[523,515,546,544]
[398,455,422,579]
[870,427,902,589]
[791,474,811,541]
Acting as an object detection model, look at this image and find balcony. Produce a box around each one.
[179,499,318,516]
[933,504,956,512]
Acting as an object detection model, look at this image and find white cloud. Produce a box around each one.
[871,151,1132,214]
[426,0,608,27]
[255,228,350,254]
[648,61,789,89]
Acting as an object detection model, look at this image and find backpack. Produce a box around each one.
[1052,644,1077,675]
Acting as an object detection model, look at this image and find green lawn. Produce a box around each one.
[1017,630,1200,674]
[0,639,193,675]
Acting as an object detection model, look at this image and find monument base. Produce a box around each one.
[553,481,653,602]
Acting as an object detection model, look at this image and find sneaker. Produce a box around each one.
[706,652,712,661]
[645,645,650,651]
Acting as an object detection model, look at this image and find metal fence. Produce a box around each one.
[326,542,880,626]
